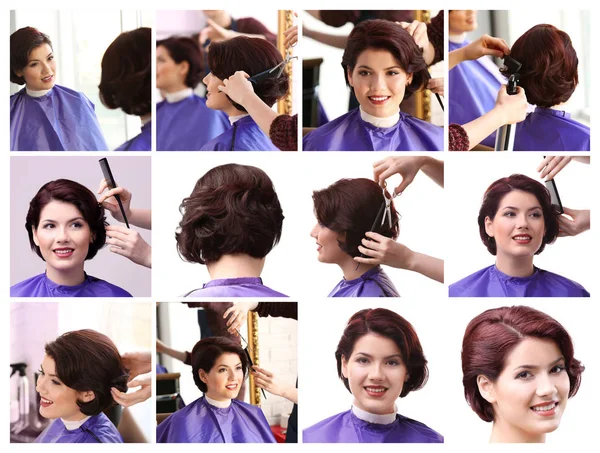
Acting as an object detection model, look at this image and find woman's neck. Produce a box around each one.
[140,113,152,125]
[338,255,377,281]
[205,394,232,408]
[163,87,192,102]
[46,265,86,286]
[490,421,546,443]
[207,254,265,280]
[495,252,535,278]
[224,105,247,118]
[449,32,467,44]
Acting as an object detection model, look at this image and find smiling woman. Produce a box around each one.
[449,174,589,297]
[303,308,443,443]
[157,337,276,443]
[10,179,132,297]
[10,27,108,151]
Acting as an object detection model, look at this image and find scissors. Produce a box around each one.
[248,49,298,85]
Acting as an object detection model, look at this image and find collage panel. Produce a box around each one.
[10,156,151,298]
[448,9,590,151]
[156,9,299,151]
[9,9,153,151]
[10,301,153,443]
[156,301,297,443]
[302,9,444,151]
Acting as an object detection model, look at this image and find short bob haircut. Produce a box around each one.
[99,27,151,116]
[504,24,578,108]
[176,164,284,265]
[10,27,53,85]
[342,19,430,100]
[336,308,428,398]
[313,178,399,258]
[44,329,129,416]
[208,36,288,111]
[25,179,108,261]
[191,336,249,393]
[156,36,204,89]
[478,174,559,256]
[462,305,584,423]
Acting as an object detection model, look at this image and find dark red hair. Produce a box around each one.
[10,27,53,85]
[336,308,428,398]
[157,36,204,89]
[207,36,288,109]
[478,174,559,255]
[342,19,430,100]
[504,24,578,108]
[462,305,584,422]
[313,178,399,258]
[191,337,248,393]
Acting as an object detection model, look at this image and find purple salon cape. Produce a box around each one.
[157,397,276,443]
[35,413,123,443]
[328,266,399,297]
[448,40,505,148]
[116,121,151,151]
[514,107,590,151]
[10,273,132,297]
[184,277,287,298]
[303,410,443,443]
[10,85,109,151]
[449,265,590,297]
[200,115,279,151]
[156,95,230,151]
[302,108,442,151]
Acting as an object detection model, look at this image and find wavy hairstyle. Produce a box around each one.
[462,305,584,422]
[10,27,53,85]
[99,27,152,116]
[44,329,129,416]
[342,19,430,100]
[313,178,399,258]
[191,336,248,393]
[176,164,284,265]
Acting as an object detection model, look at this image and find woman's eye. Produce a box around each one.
[531,212,543,218]
[387,71,400,76]
[42,223,55,229]
[356,357,369,364]
[29,62,38,67]
[52,380,61,386]
[358,70,370,76]
[48,55,54,61]
[503,211,516,217]
[386,360,400,366]
[551,365,565,374]
[516,371,532,379]
[71,222,83,228]
[37,368,44,376]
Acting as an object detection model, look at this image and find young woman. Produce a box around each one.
[311,178,400,297]
[99,27,151,151]
[462,305,584,442]
[303,308,443,442]
[157,337,276,443]
[303,19,443,151]
[10,179,132,297]
[156,37,229,150]
[201,36,289,151]
[176,164,287,297]
[10,27,108,151]
[35,330,128,443]
[449,174,589,297]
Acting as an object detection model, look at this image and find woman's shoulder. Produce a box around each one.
[402,113,444,135]
[449,265,495,297]
[84,413,123,443]
[86,275,133,297]
[303,410,350,434]
[396,414,444,443]
[537,269,590,297]
[10,273,45,296]
[303,109,360,149]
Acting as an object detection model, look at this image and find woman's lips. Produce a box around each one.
[368,96,391,106]
[53,248,74,258]
[42,75,54,83]
[530,401,558,416]
[512,235,532,244]
[40,397,53,408]
[364,386,388,397]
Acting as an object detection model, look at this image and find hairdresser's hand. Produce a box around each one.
[121,352,151,381]
[462,34,510,61]
[354,232,414,270]
[106,225,151,268]
[251,366,298,404]
[397,20,434,65]
[427,77,444,96]
[537,156,572,180]
[218,71,254,107]
[97,179,132,223]
[558,208,590,237]
[495,84,528,125]
[199,18,233,45]
[284,25,298,48]
[111,374,151,408]
[373,156,427,195]
[223,301,259,334]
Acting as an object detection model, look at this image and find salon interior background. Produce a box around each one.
[9,10,154,150]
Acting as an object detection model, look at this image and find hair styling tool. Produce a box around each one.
[494,55,522,151]
[435,93,444,111]
[99,158,130,228]
[247,50,298,86]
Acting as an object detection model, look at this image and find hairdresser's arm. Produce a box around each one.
[106,225,151,269]
[354,232,444,283]
[303,25,348,48]
[373,156,443,194]
[97,180,151,230]
[449,34,509,70]
[558,208,590,237]
[156,339,188,364]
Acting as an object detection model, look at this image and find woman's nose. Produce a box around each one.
[310,224,319,238]
[535,373,558,398]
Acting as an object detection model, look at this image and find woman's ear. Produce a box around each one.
[347,68,354,88]
[476,375,496,404]
[199,369,208,384]
[179,61,190,79]
[406,73,413,85]
[484,216,495,238]
[32,228,40,247]
[341,355,348,379]
[78,390,96,403]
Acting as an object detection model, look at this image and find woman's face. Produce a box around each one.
[485,190,546,259]
[16,43,56,91]
[199,352,244,402]
[482,337,570,441]
[36,355,90,421]
[342,333,408,415]
[33,200,93,273]
[202,72,230,111]
[310,223,348,264]
[156,45,187,92]
[449,10,478,34]
[348,48,412,119]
